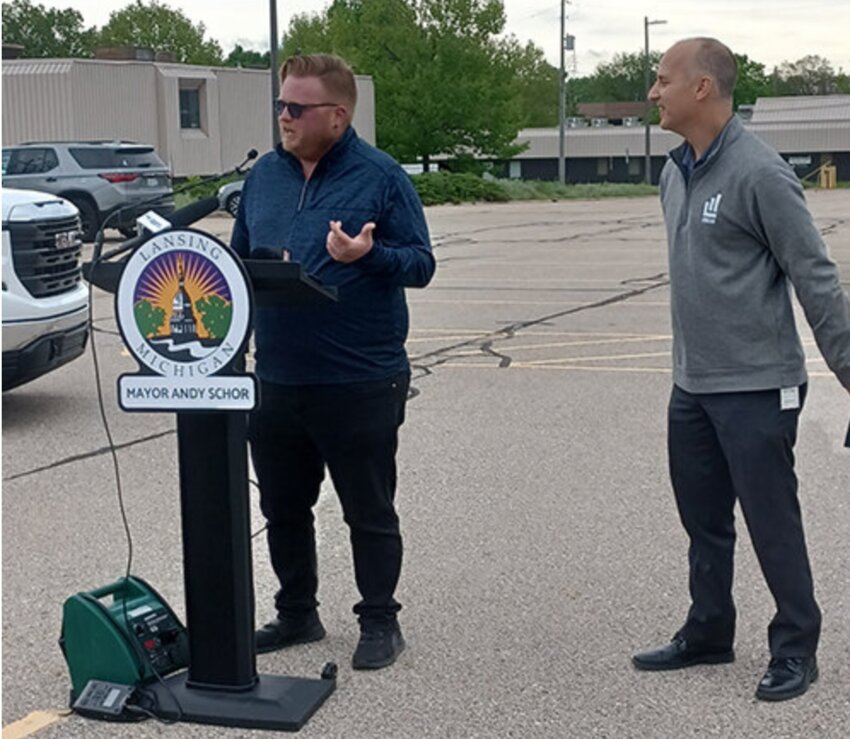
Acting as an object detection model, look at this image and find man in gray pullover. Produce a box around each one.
[631,37,850,702]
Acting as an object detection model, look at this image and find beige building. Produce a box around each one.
[1,57,376,177]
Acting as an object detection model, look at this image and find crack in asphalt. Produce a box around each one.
[410,273,670,381]
[433,218,660,250]
[3,429,175,482]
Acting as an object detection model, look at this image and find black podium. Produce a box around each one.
[84,254,338,731]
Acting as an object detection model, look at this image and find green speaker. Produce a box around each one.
[60,576,189,701]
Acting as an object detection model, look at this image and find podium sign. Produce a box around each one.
[114,228,256,412]
[82,233,338,731]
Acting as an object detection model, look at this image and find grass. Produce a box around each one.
[497,180,658,201]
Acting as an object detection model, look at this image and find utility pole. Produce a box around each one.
[558,0,567,184]
[270,0,280,146]
[644,16,666,184]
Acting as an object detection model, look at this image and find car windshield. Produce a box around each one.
[69,147,164,170]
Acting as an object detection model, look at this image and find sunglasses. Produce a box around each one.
[273,99,339,119]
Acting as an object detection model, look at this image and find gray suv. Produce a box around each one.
[2,140,174,242]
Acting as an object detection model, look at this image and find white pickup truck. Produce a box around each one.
[2,188,89,390]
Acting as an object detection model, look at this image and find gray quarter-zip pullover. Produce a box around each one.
[660,115,850,393]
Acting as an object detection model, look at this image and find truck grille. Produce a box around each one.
[7,216,84,298]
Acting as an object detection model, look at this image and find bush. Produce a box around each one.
[174,173,243,209]
[499,180,658,200]
[411,172,510,206]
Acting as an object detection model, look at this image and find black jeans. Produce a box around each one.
[668,384,821,658]
[248,371,410,626]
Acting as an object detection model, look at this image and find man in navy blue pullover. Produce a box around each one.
[231,53,435,670]
[632,38,850,702]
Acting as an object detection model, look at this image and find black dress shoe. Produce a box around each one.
[755,656,818,702]
[632,636,735,671]
[351,623,405,670]
[255,612,326,655]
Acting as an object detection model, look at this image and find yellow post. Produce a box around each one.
[818,164,837,189]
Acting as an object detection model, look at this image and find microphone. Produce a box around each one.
[240,149,259,171]
[91,149,260,263]
[99,196,221,261]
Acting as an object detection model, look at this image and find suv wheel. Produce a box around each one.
[226,192,241,218]
[66,197,99,242]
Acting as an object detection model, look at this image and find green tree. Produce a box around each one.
[582,51,660,102]
[134,299,165,338]
[223,44,270,69]
[194,295,232,339]
[1,0,97,58]
[282,0,528,168]
[98,0,223,65]
[772,55,842,95]
[733,53,771,108]
[512,41,559,127]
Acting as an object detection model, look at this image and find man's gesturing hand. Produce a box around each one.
[327,220,375,263]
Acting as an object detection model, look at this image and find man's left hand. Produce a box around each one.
[327,220,375,263]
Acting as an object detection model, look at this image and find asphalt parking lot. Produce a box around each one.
[3,191,849,738]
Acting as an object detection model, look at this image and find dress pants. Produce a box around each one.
[248,371,410,626]
[668,383,821,658]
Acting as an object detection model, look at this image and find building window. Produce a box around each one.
[628,157,640,176]
[596,158,609,176]
[179,82,203,130]
[509,161,521,180]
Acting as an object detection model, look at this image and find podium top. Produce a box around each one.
[243,260,337,306]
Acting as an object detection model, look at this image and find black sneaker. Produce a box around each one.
[255,612,326,655]
[351,623,406,670]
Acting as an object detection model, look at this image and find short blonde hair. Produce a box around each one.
[279,54,357,109]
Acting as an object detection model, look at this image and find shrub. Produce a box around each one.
[410,172,510,206]
[174,173,243,208]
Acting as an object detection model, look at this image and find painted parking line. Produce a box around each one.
[521,351,671,366]
[2,710,69,739]
[408,299,670,306]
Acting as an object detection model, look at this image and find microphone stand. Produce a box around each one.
[90,150,258,265]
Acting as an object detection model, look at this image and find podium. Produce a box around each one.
[83,248,338,731]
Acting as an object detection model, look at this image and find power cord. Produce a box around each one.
[85,265,185,725]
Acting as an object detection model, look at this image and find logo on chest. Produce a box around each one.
[701,192,723,225]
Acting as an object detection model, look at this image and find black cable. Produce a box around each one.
[87,280,133,579]
[248,479,267,539]
[86,260,186,725]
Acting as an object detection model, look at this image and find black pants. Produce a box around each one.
[669,384,821,658]
[248,371,410,626]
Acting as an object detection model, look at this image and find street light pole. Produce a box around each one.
[643,16,666,184]
[270,0,280,147]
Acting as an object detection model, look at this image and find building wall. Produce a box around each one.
[509,110,850,184]
[2,59,376,177]
[2,60,160,147]
[516,156,665,184]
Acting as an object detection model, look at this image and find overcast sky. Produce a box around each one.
[65,0,850,76]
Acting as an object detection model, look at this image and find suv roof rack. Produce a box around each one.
[18,140,140,146]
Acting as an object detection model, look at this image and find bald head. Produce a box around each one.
[675,37,738,99]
